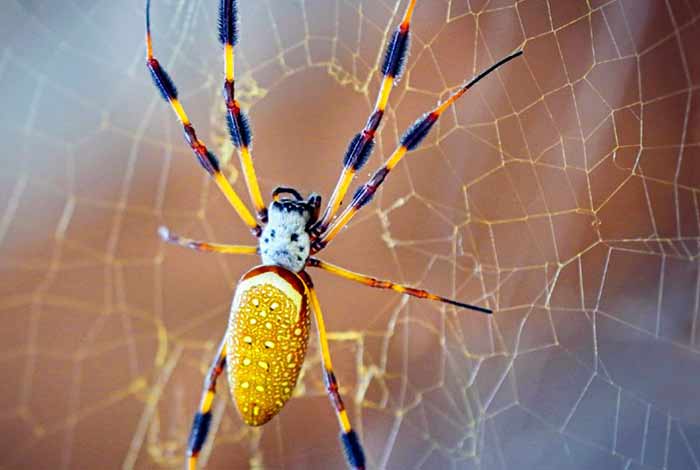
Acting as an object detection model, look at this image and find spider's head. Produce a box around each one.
[268,187,321,227]
[259,187,321,272]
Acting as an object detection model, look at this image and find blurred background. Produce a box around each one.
[2,0,700,469]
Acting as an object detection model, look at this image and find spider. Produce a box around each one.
[145,0,521,468]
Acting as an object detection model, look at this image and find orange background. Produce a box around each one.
[2,0,700,469]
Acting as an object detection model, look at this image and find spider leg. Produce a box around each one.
[300,272,366,470]
[220,0,267,223]
[307,257,491,314]
[145,0,261,237]
[313,0,416,235]
[186,337,227,470]
[158,226,258,255]
[312,49,523,252]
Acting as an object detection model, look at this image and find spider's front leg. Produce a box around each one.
[220,0,268,223]
[312,0,417,236]
[313,49,524,252]
[145,0,261,236]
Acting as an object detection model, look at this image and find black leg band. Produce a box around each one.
[340,430,366,469]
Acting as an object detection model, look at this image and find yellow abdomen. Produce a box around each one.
[226,265,310,426]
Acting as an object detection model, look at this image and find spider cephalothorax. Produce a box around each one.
[259,187,320,272]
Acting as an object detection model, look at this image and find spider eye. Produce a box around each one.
[290,233,299,242]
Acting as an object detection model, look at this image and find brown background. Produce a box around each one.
[2,0,700,469]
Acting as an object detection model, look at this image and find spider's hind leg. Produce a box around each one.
[185,338,227,470]
[300,272,367,470]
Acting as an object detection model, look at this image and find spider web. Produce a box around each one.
[2,0,700,468]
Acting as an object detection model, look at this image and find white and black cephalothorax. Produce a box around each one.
[259,188,320,272]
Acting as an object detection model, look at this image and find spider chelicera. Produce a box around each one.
[145,0,521,468]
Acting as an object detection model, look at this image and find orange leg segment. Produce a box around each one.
[158,227,258,255]
[307,257,492,314]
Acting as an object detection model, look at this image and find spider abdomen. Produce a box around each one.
[226,265,310,426]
